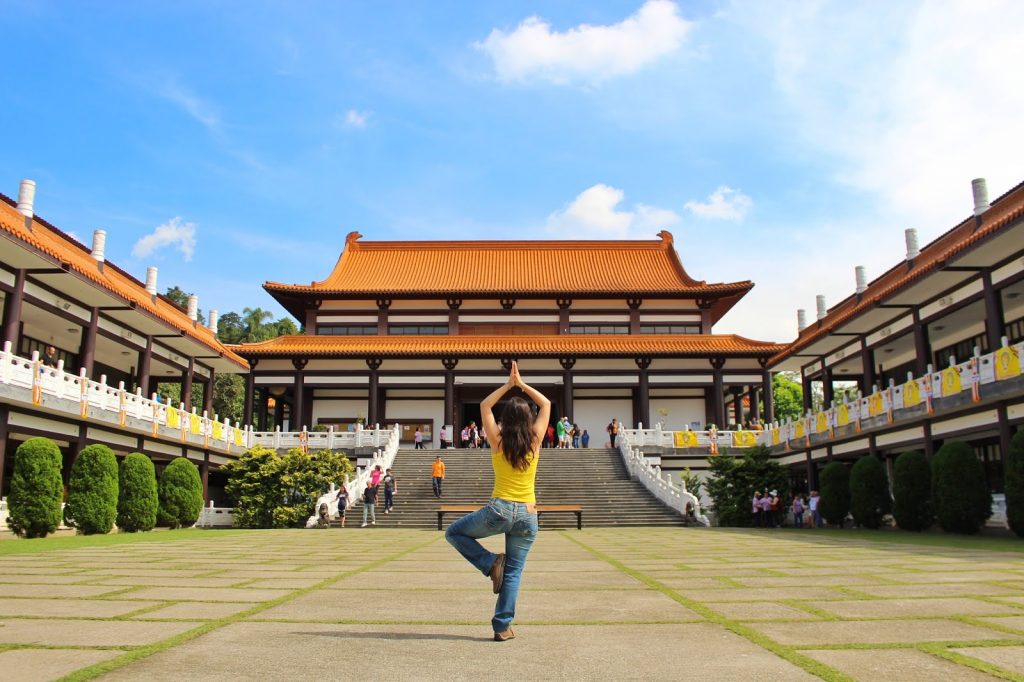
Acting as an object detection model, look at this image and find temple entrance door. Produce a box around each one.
[460,403,482,446]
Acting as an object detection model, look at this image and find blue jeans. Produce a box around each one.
[445,498,538,633]
[433,477,443,497]
[362,503,376,525]
[812,510,822,528]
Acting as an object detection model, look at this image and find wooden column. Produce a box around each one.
[912,310,930,375]
[182,357,195,411]
[78,307,100,377]
[761,368,774,424]
[626,298,642,334]
[923,421,935,459]
[998,403,1012,479]
[561,357,576,423]
[203,368,215,416]
[821,361,834,407]
[443,358,457,445]
[366,357,381,427]
[293,358,308,430]
[558,299,572,334]
[447,299,462,335]
[731,387,743,427]
[304,302,320,335]
[243,367,255,427]
[376,299,391,335]
[805,451,818,490]
[201,451,210,502]
[710,358,725,428]
[0,404,9,496]
[137,335,153,396]
[750,386,761,421]
[982,271,1005,352]
[1,269,26,349]
[634,357,650,427]
[801,369,812,412]
[860,338,876,394]
[258,389,269,431]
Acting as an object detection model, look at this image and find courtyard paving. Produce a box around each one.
[1,527,1023,681]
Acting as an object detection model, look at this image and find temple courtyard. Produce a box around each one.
[1,528,1023,681]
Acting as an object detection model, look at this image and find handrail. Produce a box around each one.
[615,428,710,526]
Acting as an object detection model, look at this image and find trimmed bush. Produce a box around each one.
[66,444,119,535]
[157,458,204,529]
[1005,429,1024,538]
[703,445,789,527]
[932,440,992,534]
[892,450,933,531]
[117,453,158,532]
[818,461,850,527]
[6,437,64,538]
[849,455,891,529]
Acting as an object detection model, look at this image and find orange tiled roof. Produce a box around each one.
[769,180,1024,366]
[232,334,785,358]
[264,231,752,298]
[0,196,248,370]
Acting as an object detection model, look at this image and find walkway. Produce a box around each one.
[1,528,1023,680]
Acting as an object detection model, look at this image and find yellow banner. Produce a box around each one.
[673,431,698,448]
[813,412,827,434]
[190,413,202,435]
[212,421,223,440]
[995,346,1021,381]
[836,404,849,427]
[794,421,805,438]
[771,429,780,445]
[868,392,885,417]
[234,427,244,446]
[166,406,179,429]
[903,379,921,407]
[732,431,757,447]
[941,367,962,397]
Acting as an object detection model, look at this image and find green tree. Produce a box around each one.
[164,286,203,321]
[818,461,850,527]
[771,372,803,423]
[274,317,299,337]
[66,444,119,535]
[678,467,704,501]
[892,450,933,531]
[849,454,891,529]
[158,458,204,528]
[217,311,246,344]
[117,453,158,532]
[212,373,245,424]
[6,437,64,538]
[242,307,275,342]
[1008,430,1024,538]
[704,446,789,527]
[223,447,354,528]
[932,441,992,534]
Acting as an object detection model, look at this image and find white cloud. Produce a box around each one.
[159,82,220,132]
[340,109,371,129]
[547,184,678,237]
[132,217,197,262]
[477,0,693,85]
[684,186,752,222]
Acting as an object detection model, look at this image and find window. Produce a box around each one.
[569,325,629,335]
[389,325,448,335]
[1005,316,1024,344]
[317,325,377,336]
[639,325,700,334]
[932,332,986,367]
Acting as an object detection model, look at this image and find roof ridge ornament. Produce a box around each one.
[345,231,363,249]
[657,230,674,245]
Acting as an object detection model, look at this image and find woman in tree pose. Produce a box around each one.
[445,361,550,642]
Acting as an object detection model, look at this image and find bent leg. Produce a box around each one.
[446,505,508,576]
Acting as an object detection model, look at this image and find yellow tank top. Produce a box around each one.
[491,448,539,503]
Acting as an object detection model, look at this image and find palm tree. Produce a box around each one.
[241,307,275,343]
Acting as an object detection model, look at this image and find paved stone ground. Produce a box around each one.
[1,528,1024,681]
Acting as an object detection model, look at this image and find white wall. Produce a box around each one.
[385,399,445,448]
[649,398,705,430]
[311,399,368,426]
[574,398,633,447]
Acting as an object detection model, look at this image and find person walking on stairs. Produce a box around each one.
[335,484,349,528]
[432,456,446,498]
[383,468,397,513]
[361,482,378,527]
[445,361,550,643]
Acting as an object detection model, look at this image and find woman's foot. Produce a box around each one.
[490,553,505,594]
[493,628,515,642]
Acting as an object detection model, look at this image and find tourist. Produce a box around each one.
[581,429,590,448]
[414,428,424,449]
[555,416,566,448]
[792,493,805,528]
[42,345,59,368]
[769,490,780,528]
[432,455,446,497]
[470,421,480,448]
[809,490,822,528]
[361,482,378,527]
[370,464,383,487]
[445,360,550,642]
[545,423,555,448]
[752,491,762,527]
[607,418,619,448]
[383,468,397,514]
[461,425,471,448]
[572,423,580,448]
[335,484,349,528]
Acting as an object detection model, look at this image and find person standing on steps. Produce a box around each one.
[446,360,550,643]
[383,468,397,514]
[606,418,620,448]
[581,429,590,448]
[361,481,378,527]
[431,455,446,498]
[335,483,349,528]
[414,428,424,449]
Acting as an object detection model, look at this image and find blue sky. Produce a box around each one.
[2,0,1022,341]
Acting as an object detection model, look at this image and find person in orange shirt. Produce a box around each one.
[431,455,446,498]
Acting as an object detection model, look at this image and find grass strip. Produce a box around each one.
[57,534,441,682]
[918,643,1024,680]
[0,529,245,556]
[560,531,853,682]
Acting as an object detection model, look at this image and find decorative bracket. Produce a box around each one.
[626,297,643,310]
[758,356,770,369]
[446,298,463,310]
[500,357,515,371]
[375,298,392,310]
[556,298,572,310]
[559,357,576,370]
[292,358,308,371]
[442,357,459,371]
[696,298,714,310]
[365,357,383,371]
[709,357,726,370]
[634,356,652,370]
[500,298,516,310]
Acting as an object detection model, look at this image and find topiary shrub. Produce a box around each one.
[703,445,789,527]
[818,461,850,527]
[6,437,64,538]
[932,440,992,534]
[157,458,204,529]
[66,444,119,535]
[1004,430,1024,538]
[849,454,891,529]
[892,450,933,531]
[117,452,158,532]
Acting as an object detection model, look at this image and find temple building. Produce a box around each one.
[234,231,785,447]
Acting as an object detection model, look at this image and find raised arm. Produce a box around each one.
[480,367,516,446]
[514,366,551,448]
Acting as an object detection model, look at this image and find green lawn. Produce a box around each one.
[0,528,243,556]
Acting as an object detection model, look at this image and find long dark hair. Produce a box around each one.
[499,396,535,471]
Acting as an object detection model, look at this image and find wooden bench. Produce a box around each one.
[437,504,583,531]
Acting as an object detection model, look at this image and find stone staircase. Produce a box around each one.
[358,447,684,529]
